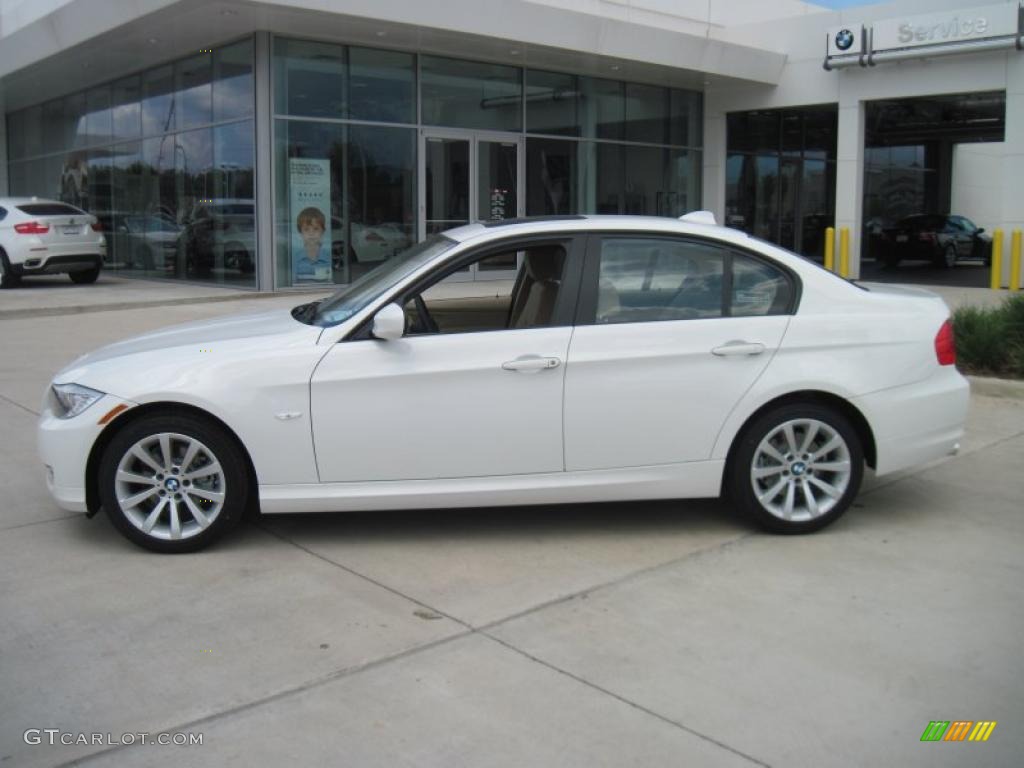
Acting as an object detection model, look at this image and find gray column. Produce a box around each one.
[0,90,8,196]
[701,102,725,221]
[1000,54,1024,287]
[254,31,275,292]
[834,97,864,278]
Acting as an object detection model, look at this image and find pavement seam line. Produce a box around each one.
[475,531,756,633]
[0,392,38,417]
[0,513,81,532]
[53,626,476,768]
[480,629,773,768]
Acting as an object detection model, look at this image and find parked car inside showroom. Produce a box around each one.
[0,197,106,288]
[38,213,969,552]
[94,212,182,271]
[179,199,256,276]
[880,214,991,268]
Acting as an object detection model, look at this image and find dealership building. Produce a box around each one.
[0,0,1020,290]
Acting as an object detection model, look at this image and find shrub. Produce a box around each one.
[952,294,1024,378]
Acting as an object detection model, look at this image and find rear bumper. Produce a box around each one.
[853,367,970,476]
[14,253,103,275]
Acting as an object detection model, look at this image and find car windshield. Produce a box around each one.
[308,235,456,327]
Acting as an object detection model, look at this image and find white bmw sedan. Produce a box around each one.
[38,214,969,552]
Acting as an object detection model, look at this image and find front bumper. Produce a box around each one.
[853,366,970,476]
[37,392,136,513]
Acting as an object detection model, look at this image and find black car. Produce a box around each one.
[881,214,992,268]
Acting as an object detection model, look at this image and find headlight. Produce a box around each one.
[52,383,104,419]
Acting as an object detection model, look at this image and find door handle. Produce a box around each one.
[711,341,766,357]
[501,356,561,373]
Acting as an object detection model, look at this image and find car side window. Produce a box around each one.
[731,253,792,317]
[595,238,725,324]
[402,242,569,335]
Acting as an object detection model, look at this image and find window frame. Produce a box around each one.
[574,232,800,326]
[345,232,586,341]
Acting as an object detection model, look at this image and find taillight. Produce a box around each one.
[14,221,49,234]
[365,231,385,242]
[935,319,956,366]
[91,222,103,232]
[918,232,936,243]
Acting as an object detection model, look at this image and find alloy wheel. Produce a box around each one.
[749,418,852,523]
[114,432,226,541]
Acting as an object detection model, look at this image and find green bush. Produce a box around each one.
[952,294,1024,378]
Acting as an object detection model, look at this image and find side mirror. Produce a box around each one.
[976,227,985,234]
[371,302,406,341]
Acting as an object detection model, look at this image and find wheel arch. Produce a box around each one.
[84,401,260,518]
[721,390,877,494]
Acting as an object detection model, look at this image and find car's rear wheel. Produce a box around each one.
[940,244,957,269]
[69,267,100,284]
[728,404,863,534]
[99,413,248,552]
[0,250,21,288]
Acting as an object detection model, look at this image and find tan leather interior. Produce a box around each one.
[508,247,564,329]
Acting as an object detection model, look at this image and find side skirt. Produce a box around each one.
[259,460,726,514]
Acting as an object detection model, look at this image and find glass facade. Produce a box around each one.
[726,106,837,260]
[273,39,703,287]
[6,34,703,290]
[5,39,255,286]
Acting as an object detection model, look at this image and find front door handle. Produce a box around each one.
[501,356,561,373]
[711,341,766,357]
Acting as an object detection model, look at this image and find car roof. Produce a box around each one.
[444,214,752,247]
[0,197,66,206]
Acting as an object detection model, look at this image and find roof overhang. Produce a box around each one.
[0,0,786,112]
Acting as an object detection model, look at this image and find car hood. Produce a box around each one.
[56,308,321,382]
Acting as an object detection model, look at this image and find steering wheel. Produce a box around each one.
[411,294,439,334]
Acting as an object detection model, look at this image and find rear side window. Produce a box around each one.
[16,203,85,216]
[731,253,793,317]
[596,238,725,323]
[587,236,795,325]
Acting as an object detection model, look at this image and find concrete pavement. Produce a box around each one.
[1,279,1022,767]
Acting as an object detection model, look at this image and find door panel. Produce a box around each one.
[311,328,571,482]
[564,316,789,471]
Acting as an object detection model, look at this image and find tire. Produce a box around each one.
[727,403,864,534]
[69,267,100,284]
[98,413,249,553]
[0,250,21,288]
[940,244,957,269]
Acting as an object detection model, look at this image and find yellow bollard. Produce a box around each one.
[991,229,1004,290]
[824,227,835,272]
[839,227,850,278]
[1011,229,1022,292]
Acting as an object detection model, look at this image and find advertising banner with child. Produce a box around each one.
[289,158,332,284]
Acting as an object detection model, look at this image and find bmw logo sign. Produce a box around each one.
[835,28,855,51]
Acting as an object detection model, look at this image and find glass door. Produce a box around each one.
[420,130,523,280]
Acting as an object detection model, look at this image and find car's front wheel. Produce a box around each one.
[99,413,249,552]
[728,404,863,534]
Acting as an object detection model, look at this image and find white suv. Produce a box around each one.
[0,197,106,288]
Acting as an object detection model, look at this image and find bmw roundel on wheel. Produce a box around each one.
[38,213,970,552]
